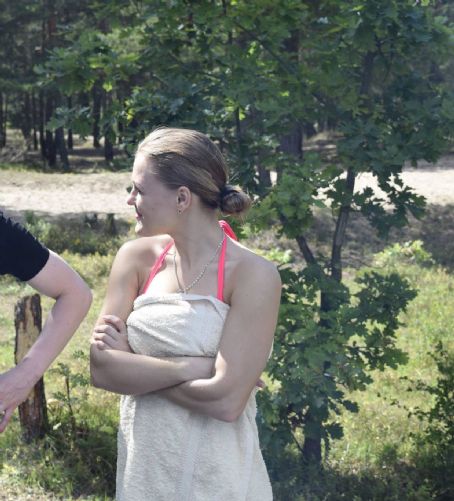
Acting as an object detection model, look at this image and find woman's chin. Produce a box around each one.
[135,220,155,237]
[134,220,146,235]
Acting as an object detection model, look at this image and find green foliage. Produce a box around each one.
[1,347,117,499]
[2,235,454,499]
[23,211,123,257]
[61,251,114,289]
[374,240,435,268]
[258,251,416,462]
[405,342,454,500]
[25,0,454,470]
[3,0,454,491]
[48,351,91,436]
[412,342,454,448]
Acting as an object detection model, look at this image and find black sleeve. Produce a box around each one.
[0,212,50,281]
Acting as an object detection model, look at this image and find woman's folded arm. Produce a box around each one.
[90,346,213,395]
[90,240,214,395]
[161,258,281,422]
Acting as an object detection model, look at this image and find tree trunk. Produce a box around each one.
[32,92,38,150]
[45,95,56,167]
[257,158,272,192]
[92,83,102,148]
[103,90,114,162]
[14,295,48,441]
[4,99,7,147]
[301,411,323,463]
[249,105,271,193]
[0,92,4,148]
[279,123,326,464]
[0,93,8,148]
[67,96,73,150]
[22,92,32,148]
[106,213,117,236]
[39,91,46,158]
[331,168,356,282]
[55,126,69,170]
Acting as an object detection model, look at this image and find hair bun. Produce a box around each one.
[219,184,251,217]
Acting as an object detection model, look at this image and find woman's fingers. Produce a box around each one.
[102,315,126,334]
[92,332,114,344]
[92,324,120,350]
[92,321,131,353]
[91,339,108,350]
[94,324,120,339]
[91,316,131,353]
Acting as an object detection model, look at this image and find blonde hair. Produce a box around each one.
[137,127,251,216]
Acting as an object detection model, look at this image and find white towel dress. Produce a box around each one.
[116,292,273,501]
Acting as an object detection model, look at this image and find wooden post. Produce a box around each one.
[14,294,48,441]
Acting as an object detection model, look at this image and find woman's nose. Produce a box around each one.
[126,191,135,206]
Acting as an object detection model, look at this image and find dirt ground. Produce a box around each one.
[0,169,133,220]
[1,133,454,220]
[1,160,454,221]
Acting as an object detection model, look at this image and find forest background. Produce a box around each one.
[1,1,454,500]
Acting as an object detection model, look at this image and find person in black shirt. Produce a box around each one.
[0,212,92,432]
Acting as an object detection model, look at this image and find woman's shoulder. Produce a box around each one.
[228,240,281,290]
[115,235,173,267]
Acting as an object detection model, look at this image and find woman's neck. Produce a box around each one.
[170,212,225,269]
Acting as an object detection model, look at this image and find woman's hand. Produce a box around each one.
[91,315,132,353]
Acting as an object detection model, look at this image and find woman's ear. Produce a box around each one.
[176,186,191,213]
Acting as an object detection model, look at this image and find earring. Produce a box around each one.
[178,208,182,214]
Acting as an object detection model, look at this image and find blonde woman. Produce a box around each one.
[90,127,281,500]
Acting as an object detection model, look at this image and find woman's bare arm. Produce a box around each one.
[90,240,213,395]
[160,257,281,422]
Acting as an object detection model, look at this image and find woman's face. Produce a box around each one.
[127,152,177,236]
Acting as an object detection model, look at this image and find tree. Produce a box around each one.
[34,0,454,469]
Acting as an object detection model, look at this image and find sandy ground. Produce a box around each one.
[1,156,454,219]
[0,170,133,220]
[355,158,454,206]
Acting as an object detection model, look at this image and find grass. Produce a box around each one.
[0,269,119,499]
[1,215,453,499]
[2,258,453,500]
[266,256,454,501]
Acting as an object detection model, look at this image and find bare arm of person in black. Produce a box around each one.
[0,213,92,432]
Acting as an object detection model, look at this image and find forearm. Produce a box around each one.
[17,283,92,386]
[161,376,244,422]
[90,347,210,395]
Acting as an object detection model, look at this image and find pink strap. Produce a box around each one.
[142,220,238,300]
[217,220,238,302]
[142,240,174,294]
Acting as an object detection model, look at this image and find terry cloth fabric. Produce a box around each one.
[116,222,273,500]
[117,294,273,500]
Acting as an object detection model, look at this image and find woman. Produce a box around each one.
[90,127,281,500]
[0,212,92,432]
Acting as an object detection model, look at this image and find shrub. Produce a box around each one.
[23,211,128,256]
[407,342,454,500]
[374,240,435,269]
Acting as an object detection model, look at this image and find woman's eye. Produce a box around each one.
[126,185,142,194]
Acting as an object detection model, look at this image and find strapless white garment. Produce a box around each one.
[116,293,273,501]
